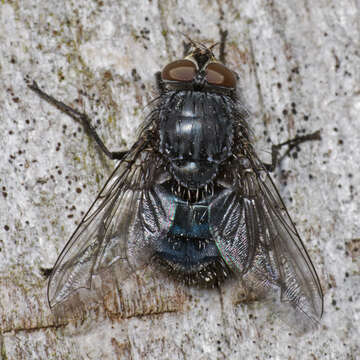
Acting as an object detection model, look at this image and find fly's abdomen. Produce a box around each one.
[152,191,230,286]
[159,91,233,189]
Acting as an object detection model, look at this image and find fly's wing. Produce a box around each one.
[209,156,323,332]
[48,138,174,317]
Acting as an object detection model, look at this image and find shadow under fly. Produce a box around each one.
[28,31,323,332]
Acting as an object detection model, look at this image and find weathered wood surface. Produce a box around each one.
[1,0,359,359]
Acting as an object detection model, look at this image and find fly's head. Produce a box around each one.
[160,40,237,93]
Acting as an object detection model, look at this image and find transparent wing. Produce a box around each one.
[48,138,173,315]
[209,156,323,332]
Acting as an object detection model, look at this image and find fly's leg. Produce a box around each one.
[264,130,321,172]
[155,71,166,94]
[218,29,228,64]
[27,80,127,161]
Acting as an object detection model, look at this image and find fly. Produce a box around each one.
[28,31,323,332]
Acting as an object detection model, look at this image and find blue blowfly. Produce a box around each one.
[28,31,323,332]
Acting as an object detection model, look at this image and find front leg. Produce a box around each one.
[155,71,166,94]
[264,130,321,172]
[218,29,228,64]
[27,80,127,161]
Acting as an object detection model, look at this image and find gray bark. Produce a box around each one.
[0,0,359,359]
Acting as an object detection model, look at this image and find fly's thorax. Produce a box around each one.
[159,91,234,189]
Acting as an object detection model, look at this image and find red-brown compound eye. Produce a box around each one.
[205,62,237,88]
[161,59,197,82]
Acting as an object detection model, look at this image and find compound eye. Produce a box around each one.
[161,59,196,82]
[205,62,237,88]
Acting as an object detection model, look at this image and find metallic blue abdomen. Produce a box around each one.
[156,199,218,268]
[149,184,229,284]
